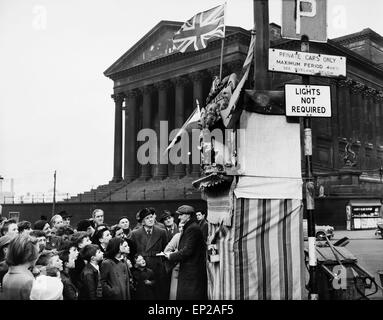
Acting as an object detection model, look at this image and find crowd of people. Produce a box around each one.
[0,206,209,300]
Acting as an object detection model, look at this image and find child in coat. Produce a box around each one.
[131,254,155,300]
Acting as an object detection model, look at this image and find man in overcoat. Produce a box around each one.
[130,208,168,299]
[164,205,207,300]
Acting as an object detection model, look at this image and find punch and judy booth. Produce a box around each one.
[192,56,306,299]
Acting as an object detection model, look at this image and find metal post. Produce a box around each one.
[253,0,270,90]
[301,35,318,300]
[125,189,128,200]
[219,38,225,81]
[52,170,56,217]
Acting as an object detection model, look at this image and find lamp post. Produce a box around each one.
[52,170,56,217]
[0,175,3,204]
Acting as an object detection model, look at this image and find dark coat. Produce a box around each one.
[169,219,207,300]
[0,261,8,286]
[130,225,168,299]
[69,256,85,289]
[198,219,209,243]
[131,267,155,300]
[78,263,102,300]
[100,258,130,300]
[60,271,78,300]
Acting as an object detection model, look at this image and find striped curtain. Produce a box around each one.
[207,222,236,300]
[233,198,306,300]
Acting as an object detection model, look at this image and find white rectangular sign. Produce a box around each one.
[269,48,346,78]
[285,84,331,117]
[282,0,327,43]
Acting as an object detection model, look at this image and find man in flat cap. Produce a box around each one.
[164,205,207,300]
[130,208,168,300]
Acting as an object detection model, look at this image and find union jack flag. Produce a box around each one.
[173,4,226,53]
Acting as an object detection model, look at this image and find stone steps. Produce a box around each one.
[65,176,202,202]
[110,176,201,201]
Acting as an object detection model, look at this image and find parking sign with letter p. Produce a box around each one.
[282,0,327,43]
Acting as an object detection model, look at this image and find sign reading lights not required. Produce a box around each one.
[285,84,331,117]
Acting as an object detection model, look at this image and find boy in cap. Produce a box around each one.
[59,211,72,228]
[76,219,96,239]
[130,208,168,300]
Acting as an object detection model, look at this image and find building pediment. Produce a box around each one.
[104,20,182,78]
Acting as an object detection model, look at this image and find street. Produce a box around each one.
[332,230,383,300]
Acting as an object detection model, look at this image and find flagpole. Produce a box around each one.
[219,38,225,81]
[52,170,56,217]
[219,1,227,81]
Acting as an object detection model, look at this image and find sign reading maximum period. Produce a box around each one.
[285,84,331,117]
[269,48,346,78]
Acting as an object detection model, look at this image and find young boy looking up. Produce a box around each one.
[132,254,155,300]
[78,244,103,300]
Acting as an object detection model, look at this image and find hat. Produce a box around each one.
[176,205,195,216]
[76,219,94,232]
[159,211,172,223]
[30,275,63,300]
[0,234,16,249]
[70,231,89,246]
[138,208,152,222]
[59,211,72,219]
[33,220,48,231]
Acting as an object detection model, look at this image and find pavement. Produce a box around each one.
[332,229,381,240]
[330,229,383,300]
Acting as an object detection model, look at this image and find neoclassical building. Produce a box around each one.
[68,22,383,227]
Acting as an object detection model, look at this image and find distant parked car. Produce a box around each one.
[302,219,334,240]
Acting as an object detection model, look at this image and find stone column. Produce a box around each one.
[364,88,377,144]
[190,71,206,177]
[350,81,365,169]
[155,81,171,179]
[172,77,189,178]
[330,80,339,168]
[375,92,383,147]
[124,90,139,182]
[140,85,155,180]
[112,93,124,182]
[341,80,352,140]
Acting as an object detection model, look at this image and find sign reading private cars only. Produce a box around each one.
[285,84,331,117]
[269,48,347,78]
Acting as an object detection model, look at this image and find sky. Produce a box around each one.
[1,0,383,197]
